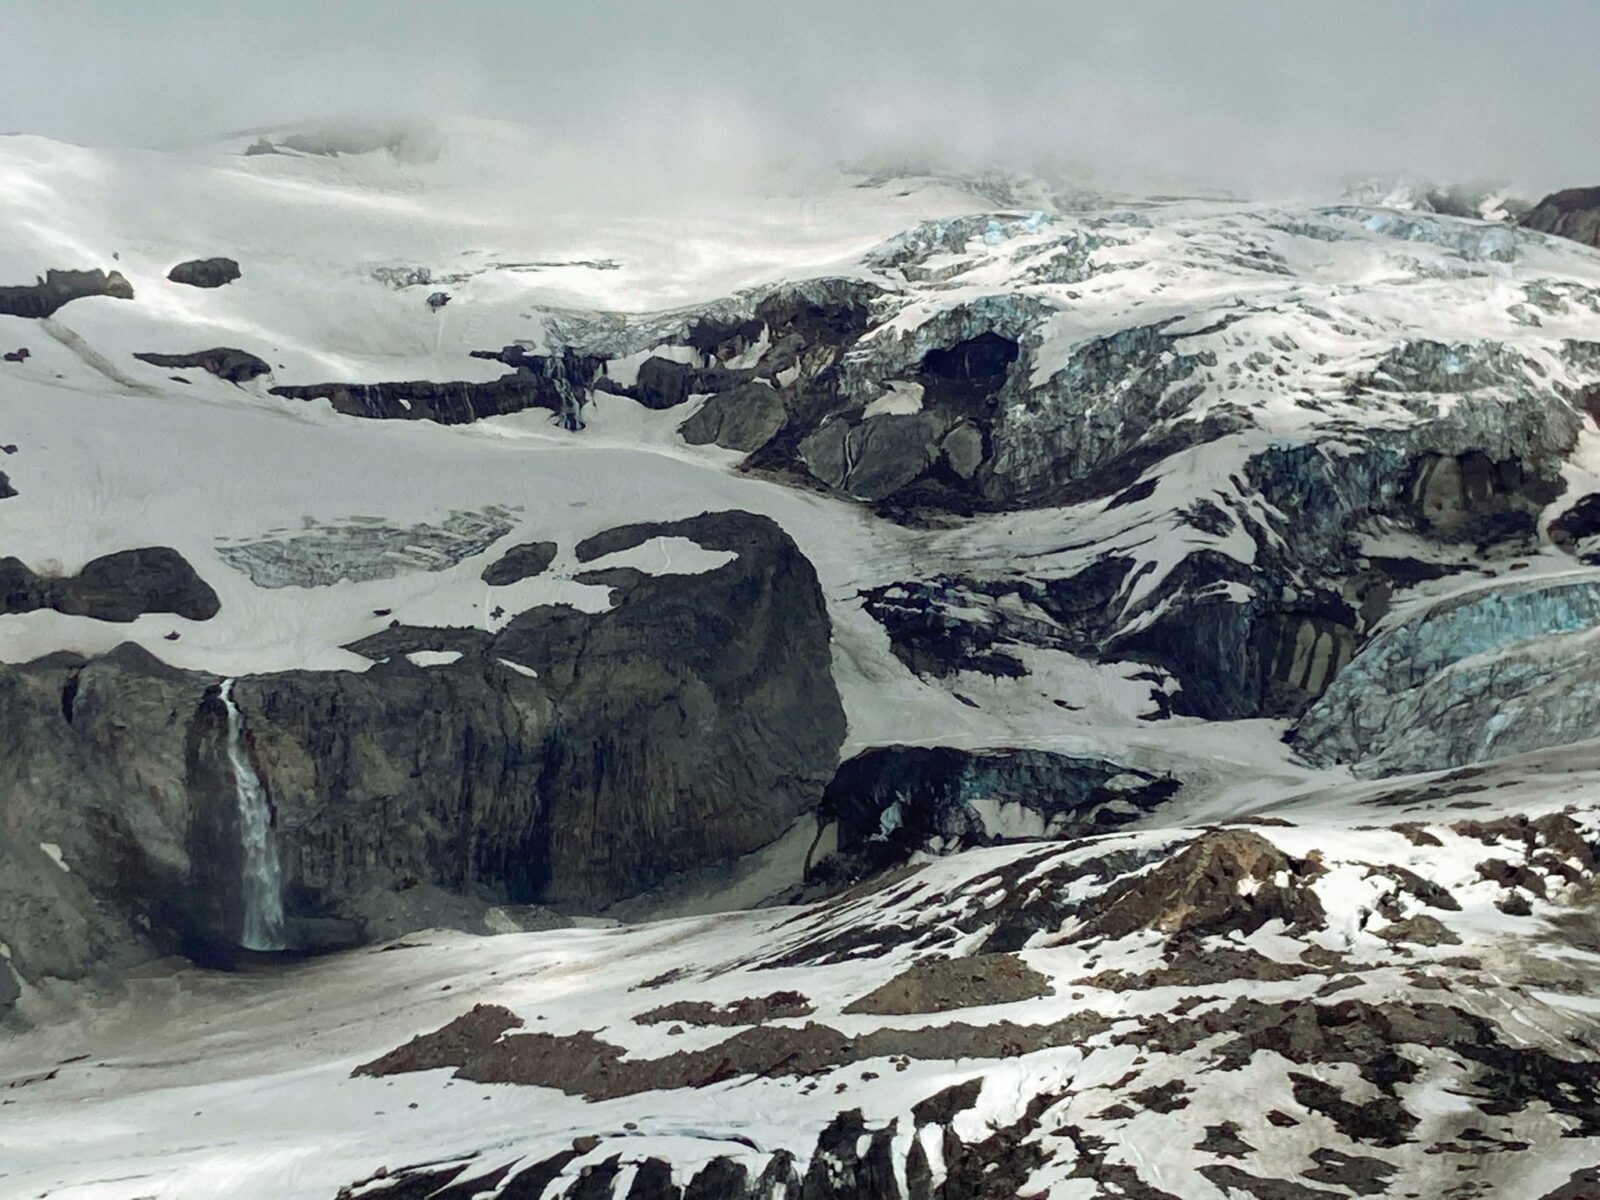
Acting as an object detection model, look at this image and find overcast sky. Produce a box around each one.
[3,0,1596,195]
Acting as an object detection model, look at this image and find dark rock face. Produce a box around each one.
[272,350,606,425]
[1403,450,1563,546]
[166,258,241,289]
[0,547,220,622]
[0,956,19,1009]
[0,645,220,990]
[1101,437,1570,720]
[818,745,1178,873]
[0,511,843,982]
[263,511,842,912]
[1550,492,1600,562]
[860,577,1033,680]
[1521,186,1600,249]
[0,471,13,500]
[3,347,28,362]
[802,412,948,503]
[0,268,134,318]
[480,540,558,585]
[678,382,786,451]
[132,348,270,383]
[628,357,754,410]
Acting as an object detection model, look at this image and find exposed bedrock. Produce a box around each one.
[166,257,240,288]
[622,356,756,410]
[0,645,217,992]
[815,745,1178,875]
[678,381,786,451]
[479,539,558,585]
[1296,575,1600,776]
[0,546,220,622]
[0,512,843,990]
[854,412,1580,723]
[0,268,133,318]
[1124,441,1572,719]
[132,347,270,383]
[1522,185,1600,249]
[1550,492,1600,563]
[271,348,606,424]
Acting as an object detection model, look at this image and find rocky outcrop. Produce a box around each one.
[626,356,754,410]
[1550,492,1600,562]
[1403,449,1564,545]
[272,350,605,425]
[817,745,1177,873]
[0,269,133,318]
[843,953,1052,1015]
[1521,186,1600,249]
[1076,829,1325,941]
[132,348,269,383]
[480,539,557,585]
[801,412,948,502]
[0,645,213,993]
[0,511,843,985]
[678,382,786,451]
[0,547,220,622]
[166,258,240,289]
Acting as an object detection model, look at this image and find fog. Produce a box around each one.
[3,0,1596,197]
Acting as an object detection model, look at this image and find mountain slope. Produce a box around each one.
[3,126,1600,1199]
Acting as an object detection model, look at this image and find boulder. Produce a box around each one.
[167,258,241,289]
[679,382,787,451]
[479,540,557,585]
[800,412,947,502]
[941,422,984,478]
[632,356,752,410]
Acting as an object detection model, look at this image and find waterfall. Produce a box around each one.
[219,679,287,951]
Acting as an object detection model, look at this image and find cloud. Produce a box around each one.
[2,0,1595,196]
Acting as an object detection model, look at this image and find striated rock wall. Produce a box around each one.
[0,512,844,990]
